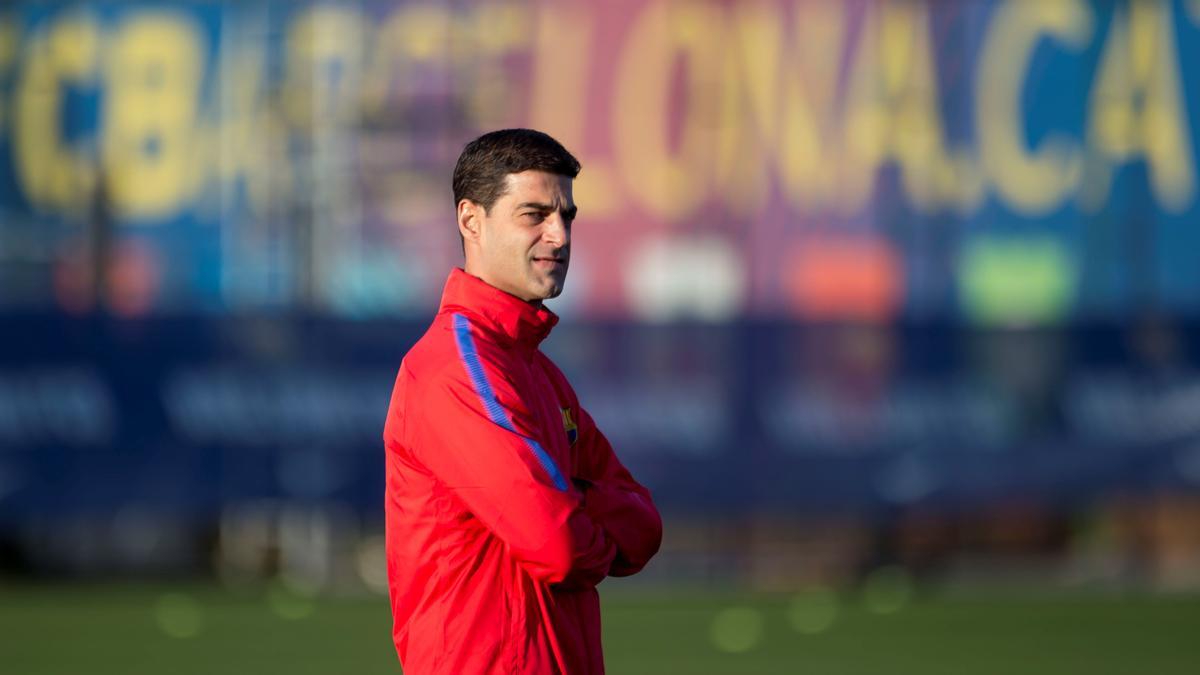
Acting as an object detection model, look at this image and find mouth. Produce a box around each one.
[532,257,567,269]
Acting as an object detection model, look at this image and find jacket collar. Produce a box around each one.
[437,268,559,348]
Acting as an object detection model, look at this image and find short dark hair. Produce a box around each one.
[452,129,581,213]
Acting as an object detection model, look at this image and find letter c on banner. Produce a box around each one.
[14,14,102,213]
[976,0,1093,216]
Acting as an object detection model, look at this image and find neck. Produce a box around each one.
[461,264,541,307]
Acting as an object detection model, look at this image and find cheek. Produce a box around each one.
[504,234,534,271]
[518,233,541,257]
[490,229,519,257]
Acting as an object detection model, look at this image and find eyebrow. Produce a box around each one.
[516,202,578,219]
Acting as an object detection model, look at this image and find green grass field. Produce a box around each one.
[2,582,1198,674]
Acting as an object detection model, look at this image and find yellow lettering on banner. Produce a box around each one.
[1082,0,1196,213]
[465,2,533,129]
[13,14,100,213]
[0,17,12,66]
[283,6,364,129]
[213,44,281,219]
[781,2,847,213]
[976,1,1093,216]
[613,0,722,220]
[104,14,204,220]
[363,4,450,117]
[367,3,529,127]
[843,0,978,215]
[715,0,785,214]
[529,3,617,216]
[470,2,528,55]
[717,1,846,214]
[0,18,15,135]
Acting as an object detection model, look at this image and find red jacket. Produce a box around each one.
[383,269,662,674]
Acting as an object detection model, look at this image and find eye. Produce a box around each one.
[523,212,546,224]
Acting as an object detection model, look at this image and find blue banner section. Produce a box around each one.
[1,316,1197,523]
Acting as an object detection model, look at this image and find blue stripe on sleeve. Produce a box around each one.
[452,313,569,492]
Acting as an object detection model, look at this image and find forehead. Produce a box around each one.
[499,170,574,206]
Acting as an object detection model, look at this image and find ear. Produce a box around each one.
[457,199,484,244]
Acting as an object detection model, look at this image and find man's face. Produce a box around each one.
[466,170,576,303]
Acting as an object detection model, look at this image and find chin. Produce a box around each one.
[531,285,563,301]
[529,275,566,301]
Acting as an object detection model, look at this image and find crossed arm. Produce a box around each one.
[402,360,660,587]
[569,405,662,579]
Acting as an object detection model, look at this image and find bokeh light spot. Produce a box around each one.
[958,235,1075,326]
[709,606,765,653]
[788,586,840,634]
[154,592,203,639]
[268,581,316,620]
[786,235,904,322]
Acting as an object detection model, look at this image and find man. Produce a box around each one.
[383,129,662,674]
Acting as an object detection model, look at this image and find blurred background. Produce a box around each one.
[2,0,1200,673]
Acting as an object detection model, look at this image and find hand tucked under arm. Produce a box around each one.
[575,476,662,576]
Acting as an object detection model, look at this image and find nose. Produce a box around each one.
[543,212,569,249]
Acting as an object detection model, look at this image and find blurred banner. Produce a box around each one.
[2,0,1200,570]
[2,315,1198,524]
[1,0,1199,321]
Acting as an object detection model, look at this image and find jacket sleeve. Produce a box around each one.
[405,360,616,585]
[572,406,663,577]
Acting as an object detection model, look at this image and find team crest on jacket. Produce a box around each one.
[561,408,578,446]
